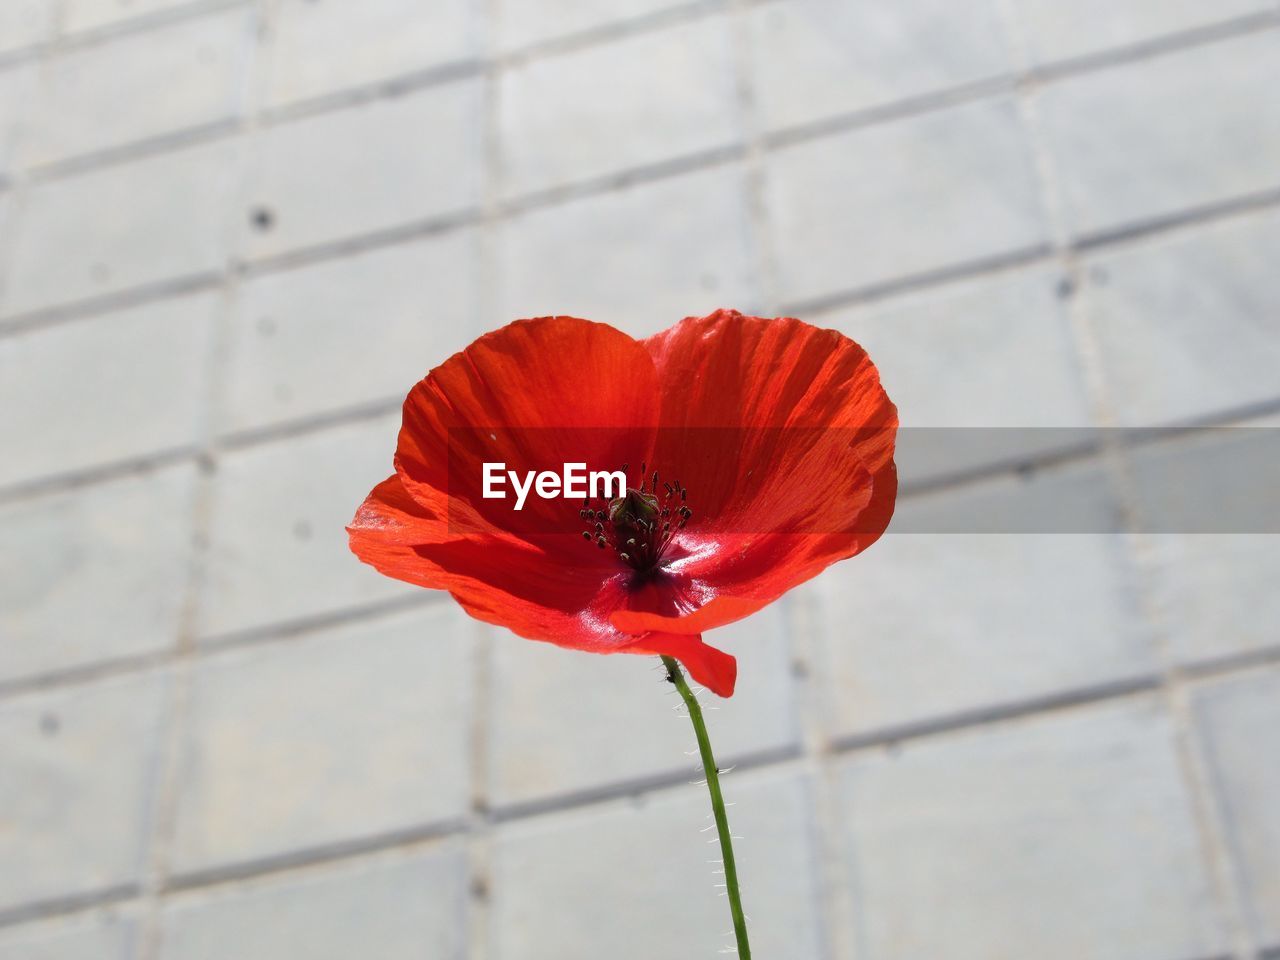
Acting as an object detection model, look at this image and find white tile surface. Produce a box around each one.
[816,474,1151,739]
[265,0,474,108]
[491,771,823,959]
[1195,668,1280,947]
[488,603,797,809]
[0,672,167,913]
[767,98,1046,304]
[62,0,209,34]
[171,606,473,874]
[21,9,252,168]
[495,164,756,339]
[749,0,1012,132]
[241,82,481,259]
[0,292,214,487]
[2,138,239,316]
[838,698,1228,960]
[197,414,415,637]
[0,465,195,683]
[498,15,737,197]
[1040,32,1280,239]
[222,229,478,435]
[825,263,1092,478]
[0,64,36,179]
[1085,207,1280,425]
[496,0,685,52]
[0,911,135,960]
[1013,0,1272,65]
[0,1,54,55]
[159,849,468,960]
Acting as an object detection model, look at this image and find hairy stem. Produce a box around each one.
[661,655,751,959]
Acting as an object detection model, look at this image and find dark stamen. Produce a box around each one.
[573,460,696,573]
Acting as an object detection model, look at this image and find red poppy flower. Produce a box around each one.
[348,309,897,697]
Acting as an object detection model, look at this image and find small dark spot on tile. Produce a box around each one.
[470,877,489,901]
[790,657,810,680]
[40,713,60,736]
[250,206,275,232]
[293,519,312,540]
[196,452,217,475]
[1055,275,1076,300]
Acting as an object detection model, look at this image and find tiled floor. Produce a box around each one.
[0,1,1277,958]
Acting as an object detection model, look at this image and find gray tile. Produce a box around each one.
[171,605,473,875]
[2,138,240,316]
[494,164,756,339]
[0,1,53,56]
[197,413,416,638]
[749,0,1013,133]
[1085,209,1280,425]
[0,292,215,488]
[265,0,474,108]
[159,848,467,960]
[1195,668,1280,947]
[21,10,252,168]
[241,82,481,260]
[0,64,37,180]
[1040,32,1280,240]
[889,457,1121,533]
[62,0,208,34]
[496,0,685,52]
[1127,426,1280,536]
[766,98,1046,305]
[0,911,135,960]
[498,15,737,197]
[0,465,195,684]
[824,263,1092,479]
[1013,0,1272,65]
[815,474,1150,739]
[1144,534,1280,665]
[0,671,167,913]
[491,771,822,959]
[1127,425,1280,664]
[221,229,478,435]
[838,698,1228,960]
[487,603,797,809]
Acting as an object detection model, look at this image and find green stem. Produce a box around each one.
[661,655,751,959]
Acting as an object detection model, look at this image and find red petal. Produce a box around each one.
[396,316,660,548]
[637,310,898,625]
[619,632,738,697]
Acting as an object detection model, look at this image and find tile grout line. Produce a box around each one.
[725,4,855,959]
[789,583,862,960]
[464,1,503,956]
[0,9,1274,289]
[3,651,1280,935]
[132,2,271,957]
[993,1,1259,957]
[4,161,1278,346]
[2,17,1279,338]
[1,0,1273,195]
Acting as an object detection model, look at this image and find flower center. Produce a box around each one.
[579,462,692,573]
